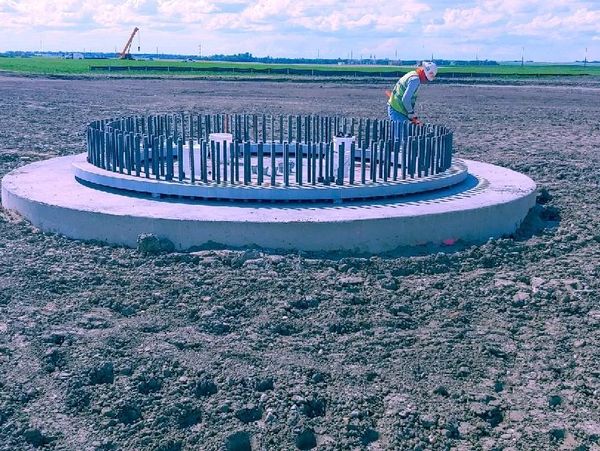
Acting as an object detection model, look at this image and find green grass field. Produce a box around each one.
[1,56,599,77]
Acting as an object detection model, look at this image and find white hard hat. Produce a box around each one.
[422,61,438,81]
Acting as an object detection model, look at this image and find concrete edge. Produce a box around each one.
[1,181,536,253]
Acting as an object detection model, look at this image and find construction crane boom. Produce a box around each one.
[119,27,139,59]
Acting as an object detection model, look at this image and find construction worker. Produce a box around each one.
[388,61,437,125]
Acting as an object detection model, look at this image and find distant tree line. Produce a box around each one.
[0,50,504,66]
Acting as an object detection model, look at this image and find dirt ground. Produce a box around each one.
[0,75,599,451]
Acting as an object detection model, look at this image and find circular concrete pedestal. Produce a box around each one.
[73,156,470,203]
[1,154,536,253]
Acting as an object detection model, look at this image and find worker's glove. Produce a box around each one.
[410,117,422,125]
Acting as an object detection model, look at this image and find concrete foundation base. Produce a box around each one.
[1,154,536,253]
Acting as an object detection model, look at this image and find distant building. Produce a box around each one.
[63,53,84,59]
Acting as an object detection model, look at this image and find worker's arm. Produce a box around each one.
[402,76,420,118]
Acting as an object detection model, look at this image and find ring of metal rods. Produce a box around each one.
[86,113,453,187]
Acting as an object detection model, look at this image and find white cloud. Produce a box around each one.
[287,0,430,33]
[421,0,600,60]
[156,0,220,23]
[425,6,502,33]
[425,0,600,37]
[0,0,430,33]
[3,0,90,27]
[242,0,300,21]
[513,7,600,36]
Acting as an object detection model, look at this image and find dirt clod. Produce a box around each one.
[88,361,114,385]
[536,188,553,204]
[295,429,317,450]
[549,395,563,408]
[22,428,53,448]
[194,377,218,397]
[225,431,252,451]
[137,233,175,254]
[235,406,263,424]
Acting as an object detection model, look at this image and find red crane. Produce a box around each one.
[119,27,139,59]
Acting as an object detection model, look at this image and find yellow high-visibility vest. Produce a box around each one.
[388,70,419,117]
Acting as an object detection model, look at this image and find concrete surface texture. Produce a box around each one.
[2,153,535,252]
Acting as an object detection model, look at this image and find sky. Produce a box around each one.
[0,0,599,62]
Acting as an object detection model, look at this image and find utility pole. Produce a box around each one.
[199,44,202,58]
[584,47,588,67]
[521,46,524,67]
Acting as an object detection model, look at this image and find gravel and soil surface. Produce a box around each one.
[0,75,599,450]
